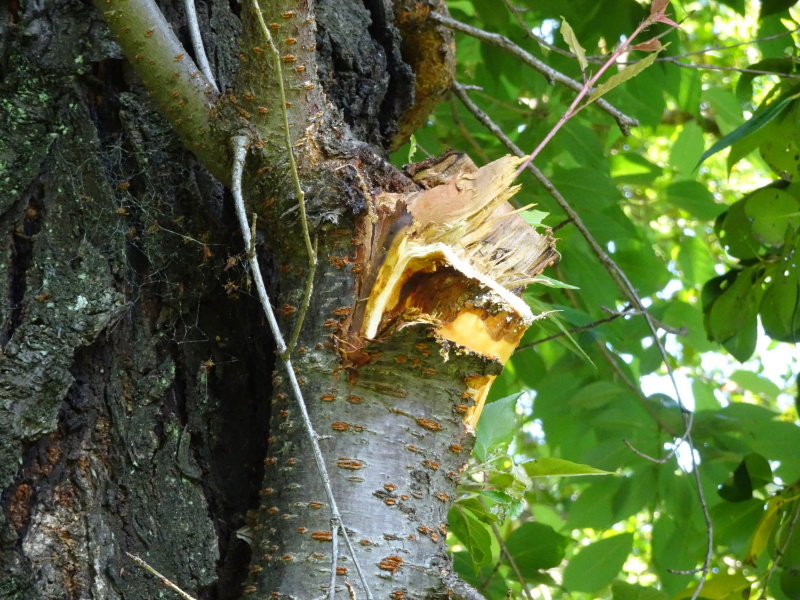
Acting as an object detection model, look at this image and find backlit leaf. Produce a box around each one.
[697,95,794,167]
[504,522,568,575]
[588,50,661,104]
[523,457,614,478]
[449,506,494,569]
[560,17,588,71]
[562,533,634,593]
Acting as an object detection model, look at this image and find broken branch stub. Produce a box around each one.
[354,153,559,426]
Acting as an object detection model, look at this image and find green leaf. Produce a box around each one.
[663,181,726,220]
[474,394,519,462]
[697,95,795,167]
[718,453,773,502]
[588,50,661,105]
[521,209,550,227]
[691,378,722,410]
[560,17,588,71]
[562,533,634,593]
[729,370,783,399]
[716,195,765,260]
[670,122,705,179]
[609,152,663,185]
[761,259,800,343]
[704,86,745,134]
[673,572,751,600]
[779,501,800,568]
[529,274,579,289]
[780,567,800,600]
[744,188,800,245]
[745,494,785,563]
[703,267,763,361]
[676,235,719,288]
[611,580,669,600]
[709,499,765,555]
[560,121,605,168]
[504,522,568,575]
[523,457,614,478]
[448,506,494,569]
[652,515,701,596]
[761,107,800,180]
[761,0,798,18]
[447,0,476,16]
[566,477,624,530]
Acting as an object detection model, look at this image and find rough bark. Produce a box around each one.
[0,1,556,600]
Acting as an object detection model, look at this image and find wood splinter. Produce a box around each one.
[353,152,559,426]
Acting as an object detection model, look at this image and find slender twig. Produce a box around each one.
[479,498,535,600]
[329,520,340,600]
[502,0,574,58]
[636,57,800,79]
[430,12,638,135]
[509,13,800,67]
[183,0,219,92]
[517,308,637,350]
[250,0,317,358]
[667,25,800,60]
[286,236,318,355]
[126,553,198,600]
[251,0,315,266]
[452,83,679,336]
[452,82,713,600]
[231,136,373,600]
[516,11,671,173]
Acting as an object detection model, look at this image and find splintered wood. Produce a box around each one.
[353,153,558,425]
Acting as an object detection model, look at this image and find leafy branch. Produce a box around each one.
[517,0,678,172]
[93,0,229,180]
[429,12,639,135]
[449,3,715,596]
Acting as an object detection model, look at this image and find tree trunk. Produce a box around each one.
[0,1,556,600]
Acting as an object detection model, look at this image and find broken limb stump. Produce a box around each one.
[245,152,557,599]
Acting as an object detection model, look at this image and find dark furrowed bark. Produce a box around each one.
[0,2,553,600]
[0,1,271,598]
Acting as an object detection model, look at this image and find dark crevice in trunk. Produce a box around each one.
[2,183,44,347]
[362,0,414,150]
[315,0,414,152]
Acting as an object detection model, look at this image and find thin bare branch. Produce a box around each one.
[655,58,800,78]
[518,307,637,350]
[251,0,317,357]
[231,136,374,600]
[502,0,575,58]
[183,0,219,92]
[669,25,800,59]
[431,12,638,135]
[251,0,315,266]
[479,497,535,600]
[329,520,340,600]
[126,553,198,600]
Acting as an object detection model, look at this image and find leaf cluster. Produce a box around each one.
[396,1,800,599]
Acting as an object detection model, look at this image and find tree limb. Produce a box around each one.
[93,0,228,180]
[431,12,638,135]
